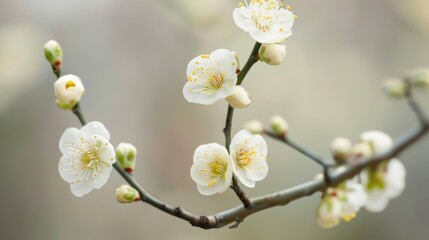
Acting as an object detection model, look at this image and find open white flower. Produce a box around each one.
[183,49,238,105]
[361,159,406,212]
[317,179,367,228]
[58,121,116,197]
[359,130,406,212]
[233,0,295,43]
[230,129,268,188]
[190,143,233,195]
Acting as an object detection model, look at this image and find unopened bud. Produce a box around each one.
[54,74,84,110]
[350,142,373,160]
[44,40,63,69]
[383,79,406,98]
[270,115,289,136]
[258,43,286,65]
[330,137,352,163]
[116,142,137,173]
[408,68,429,89]
[317,196,342,229]
[115,185,140,203]
[244,120,264,134]
[226,86,251,109]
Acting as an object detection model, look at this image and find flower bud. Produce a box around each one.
[258,43,286,65]
[330,137,352,163]
[116,142,137,173]
[44,40,63,69]
[244,120,264,134]
[270,115,289,136]
[350,142,372,160]
[317,195,342,229]
[226,86,251,109]
[408,68,429,89]
[115,185,140,203]
[383,79,406,98]
[54,74,84,110]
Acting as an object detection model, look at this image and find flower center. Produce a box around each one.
[237,149,255,168]
[209,74,224,89]
[81,149,99,170]
[65,80,76,89]
[209,158,228,175]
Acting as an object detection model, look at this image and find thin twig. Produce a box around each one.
[264,132,335,167]
[223,42,261,208]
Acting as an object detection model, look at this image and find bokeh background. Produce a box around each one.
[1,0,429,239]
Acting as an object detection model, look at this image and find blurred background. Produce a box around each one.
[1,0,429,239]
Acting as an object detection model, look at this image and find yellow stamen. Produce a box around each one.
[65,80,76,90]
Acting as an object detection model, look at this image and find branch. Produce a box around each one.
[223,42,261,208]
[264,132,335,167]
[49,46,429,230]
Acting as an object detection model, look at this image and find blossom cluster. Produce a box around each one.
[318,131,406,228]
[190,130,268,195]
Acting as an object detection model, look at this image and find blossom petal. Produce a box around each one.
[70,181,93,197]
[58,155,79,183]
[210,49,238,75]
[92,165,113,189]
[81,121,110,140]
[385,159,406,199]
[233,7,256,32]
[360,130,393,154]
[232,165,255,188]
[183,81,224,105]
[59,127,85,156]
[245,159,268,182]
[365,190,390,212]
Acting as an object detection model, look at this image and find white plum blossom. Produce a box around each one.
[230,129,268,188]
[58,121,116,197]
[359,130,406,212]
[233,0,295,44]
[317,179,367,228]
[360,130,393,155]
[190,143,233,195]
[361,159,406,212]
[183,49,238,105]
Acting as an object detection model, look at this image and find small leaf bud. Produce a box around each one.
[44,40,63,69]
[408,68,429,89]
[54,74,84,110]
[383,79,406,98]
[270,115,289,136]
[258,43,286,65]
[115,185,140,203]
[330,137,352,163]
[116,142,137,173]
[244,120,264,134]
[226,86,251,109]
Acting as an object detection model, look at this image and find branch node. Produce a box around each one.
[190,216,218,229]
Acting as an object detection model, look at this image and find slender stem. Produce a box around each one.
[223,106,234,148]
[223,42,261,208]
[265,132,334,167]
[405,80,428,125]
[73,103,87,125]
[237,42,261,85]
